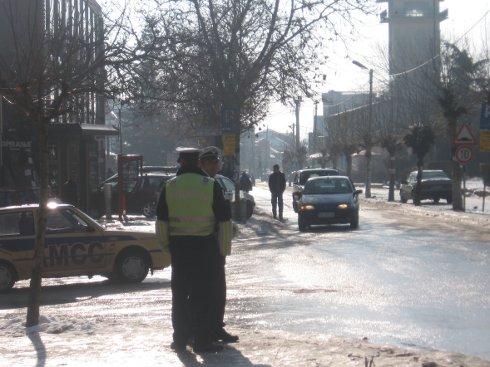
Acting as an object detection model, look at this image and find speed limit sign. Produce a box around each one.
[455,145,473,165]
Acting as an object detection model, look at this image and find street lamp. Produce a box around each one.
[352,60,374,198]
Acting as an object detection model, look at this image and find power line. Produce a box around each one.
[389,9,490,78]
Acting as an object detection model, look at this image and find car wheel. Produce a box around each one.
[350,216,359,229]
[115,249,150,283]
[298,216,308,232]
[142,202,155,219]
[0,261,16,293]
[400,192,407,203]
[433,197,440,203]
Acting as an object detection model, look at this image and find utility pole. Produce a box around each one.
[313,100,319,152]
[294,97,302,151]
[366,68,373,198]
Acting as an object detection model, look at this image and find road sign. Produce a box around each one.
[480,102,490,152]
[480,131,490,152]
[222,134,236,156]
[455,145,473,165]
[454,123,476,145]
[481,101,490,130]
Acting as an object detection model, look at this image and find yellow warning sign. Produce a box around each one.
[480,131,490,152]
[222,134,236,156]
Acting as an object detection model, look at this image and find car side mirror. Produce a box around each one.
[354,189,363,195]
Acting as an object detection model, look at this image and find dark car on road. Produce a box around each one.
[400,170,452,204]
[297,176,362,231]
[292,168,339,212]
[94,171,174,217]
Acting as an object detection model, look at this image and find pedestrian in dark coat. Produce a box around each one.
[268,164,286,220]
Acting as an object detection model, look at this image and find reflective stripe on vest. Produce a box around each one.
[166,173,215,237]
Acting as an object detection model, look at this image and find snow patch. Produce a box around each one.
[0,315,94,336]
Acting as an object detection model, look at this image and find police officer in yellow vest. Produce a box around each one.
[155,147,232,353]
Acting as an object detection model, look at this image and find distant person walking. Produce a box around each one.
[268,164,286,220]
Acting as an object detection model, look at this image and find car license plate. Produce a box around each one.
[318,212,334,218]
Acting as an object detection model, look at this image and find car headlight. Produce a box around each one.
[337,203,349,209]
[300,204,315,211]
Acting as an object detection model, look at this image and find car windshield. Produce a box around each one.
[299,170,338,185]
[422,171,448,179]
[303,178,353,195]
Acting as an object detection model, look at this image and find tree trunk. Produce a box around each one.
[414,159,423,206]
[345,152,352,179]
[388,154,395,202]
[449,119,464,211]
[26,117,49,327]
[365,146,372,198]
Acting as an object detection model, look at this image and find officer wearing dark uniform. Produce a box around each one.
[155,148,232,353]
[199,147,238,344]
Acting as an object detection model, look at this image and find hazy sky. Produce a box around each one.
[263,0,490,137]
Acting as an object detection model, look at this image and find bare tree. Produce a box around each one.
[376,94,405,201]
[138,0,371,181]
[435,42,488,211]
[0,0,140,326]
[403,123,435,206]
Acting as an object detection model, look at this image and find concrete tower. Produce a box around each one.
[378,0,448,76]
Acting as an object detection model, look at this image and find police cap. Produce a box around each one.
[199,146,221,161]
[176,147,200,163]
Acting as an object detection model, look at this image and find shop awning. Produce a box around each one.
[48,123,119,137]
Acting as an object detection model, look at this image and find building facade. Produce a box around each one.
[378,0,447,77]
[0,0,116,210]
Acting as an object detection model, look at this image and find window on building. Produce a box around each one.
[404,1,430,17]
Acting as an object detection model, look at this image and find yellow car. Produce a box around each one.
[0,203,170,292]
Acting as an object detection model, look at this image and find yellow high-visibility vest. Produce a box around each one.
[166,173,215,237]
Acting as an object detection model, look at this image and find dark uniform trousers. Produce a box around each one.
[169,235,220,346]
[216,255,226,330]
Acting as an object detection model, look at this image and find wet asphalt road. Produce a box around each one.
[2,184,489,364]
[244,184,490,359]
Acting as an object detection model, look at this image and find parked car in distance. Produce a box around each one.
[400,170,452,204]
[0,203,170,292]
[215,174,255,219]
[297,176,362,231]
[292,168,339,212]
[94,171,174,217]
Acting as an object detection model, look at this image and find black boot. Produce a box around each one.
[216,328,239,343]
